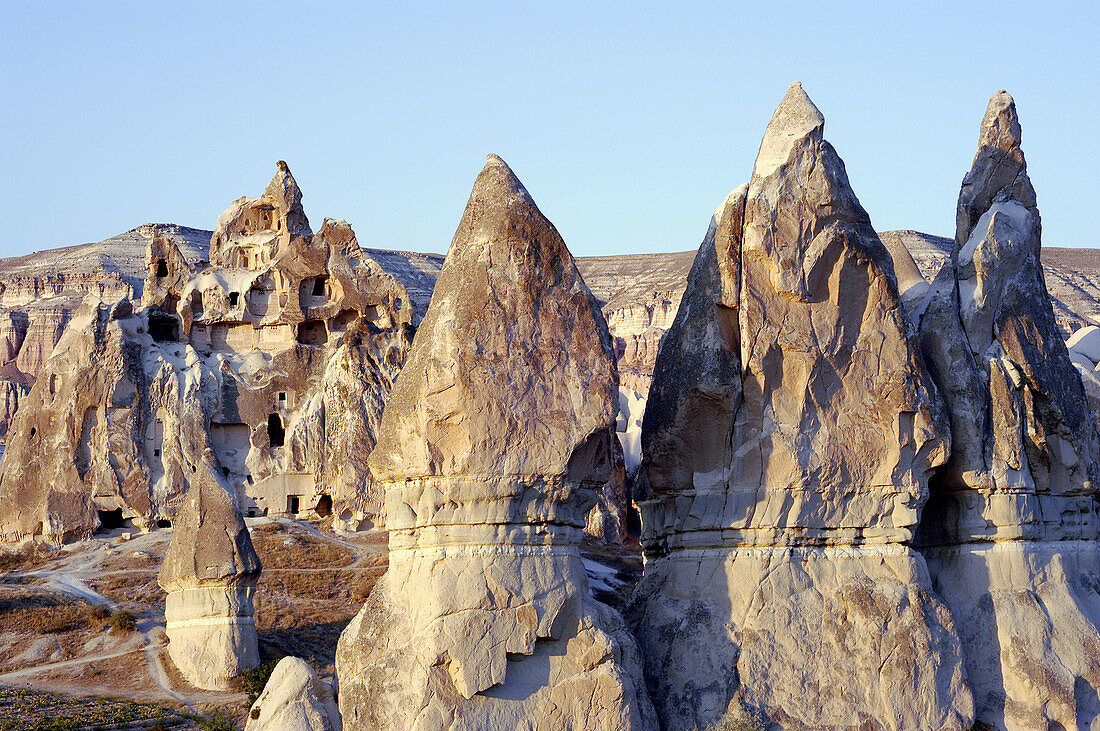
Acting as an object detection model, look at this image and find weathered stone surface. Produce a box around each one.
[916,91,1100,729]
[0,164,414,543]
[0,297,188,543]
[246,656,341,731]
[158,449,261,690]
[335,155,655,730]
[628,83,972,730]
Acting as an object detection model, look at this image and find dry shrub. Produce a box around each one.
[0,595,106,635]
[0,543,54,573]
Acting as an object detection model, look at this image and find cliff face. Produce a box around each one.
[0,165,414,544]
[0,224,209,442]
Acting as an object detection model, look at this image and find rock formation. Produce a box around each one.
[0,163,414,542]
[334,155,655,730]
[916,91,1100,729]
[246,657,341,731]
[158,449,261,690]
[627,83,973,730]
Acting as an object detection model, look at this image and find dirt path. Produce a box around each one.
[1,517,383,717]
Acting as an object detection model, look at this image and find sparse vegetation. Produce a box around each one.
[108,609,137,632]
[704,703,769,731]
[0,543,53,573]
[234,659,280,705]
[197,708,238,730]
[0,688,182,730]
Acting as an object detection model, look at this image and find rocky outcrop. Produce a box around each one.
[0,164,413,543]
[916,91,1100,729]
[158,449,261,690]
[0,297,192,543]
[627,83,973,730]
[0,223,208,442]
[246,657,341,731]
[334,155,655,730]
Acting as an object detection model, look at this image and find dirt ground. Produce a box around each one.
[0,517,388,729]
[0,518,640,729]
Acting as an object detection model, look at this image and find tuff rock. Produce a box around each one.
[246,656,342,731]
[158,449,261,690]
[334,155,655,730]
[0,163,413,543]
[627,83,973,730]
[916,91,1100,729]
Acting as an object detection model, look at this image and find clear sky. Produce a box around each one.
[2,1,1097,258]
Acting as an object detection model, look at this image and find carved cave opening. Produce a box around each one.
[297,320,328,346]
[96,509,125,531]
[155,259,169,278]
[267,413,285,447]
[315,494,332,517]
[149,313,181,343]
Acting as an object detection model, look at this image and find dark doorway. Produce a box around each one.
[315,494,332,518]
[286,495,300,515]
[97,509,124,530]
[155,259,169,278]
[296,320,328,346]
[156,519,171,528]
[149,312,180,342]
[267,413,285,447]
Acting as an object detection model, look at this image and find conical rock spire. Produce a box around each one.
[336,157,654,730]
[917,90,1100,730]
[158,449,261,690]
[628,84,972,731]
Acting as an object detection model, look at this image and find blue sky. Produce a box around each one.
[1,2,1097,258]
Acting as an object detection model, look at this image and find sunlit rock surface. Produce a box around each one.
[916,90,1100,730]
[158,449,261,690]
[334,155,655,730]
[627,83,973,730]
[0,164,413,542]
[246,656,341,731]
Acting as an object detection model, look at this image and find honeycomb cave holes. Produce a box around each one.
[267,413,285,447]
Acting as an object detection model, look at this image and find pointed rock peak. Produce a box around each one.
[158,449,261,590]
[472,153,537,210]
[753,82,826,180]
[445,154,552,264]
[978,90,1022,153]
[264,160,303,207]
[956,90,1035,246]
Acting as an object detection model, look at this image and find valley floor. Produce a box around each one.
[0,520,640,729]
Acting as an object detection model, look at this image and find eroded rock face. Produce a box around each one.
[0,297,193,543]
[628,83,973,730]
[334,155,655,730]
[246,656,341,731]
[0,164,413,543]
[158,449,261,690]
[916,91,1100,729]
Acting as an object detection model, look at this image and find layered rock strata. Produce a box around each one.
[334,155,655,730]
[158,449,261,690]
[916,91,1100,729]
[627,83,973,730]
